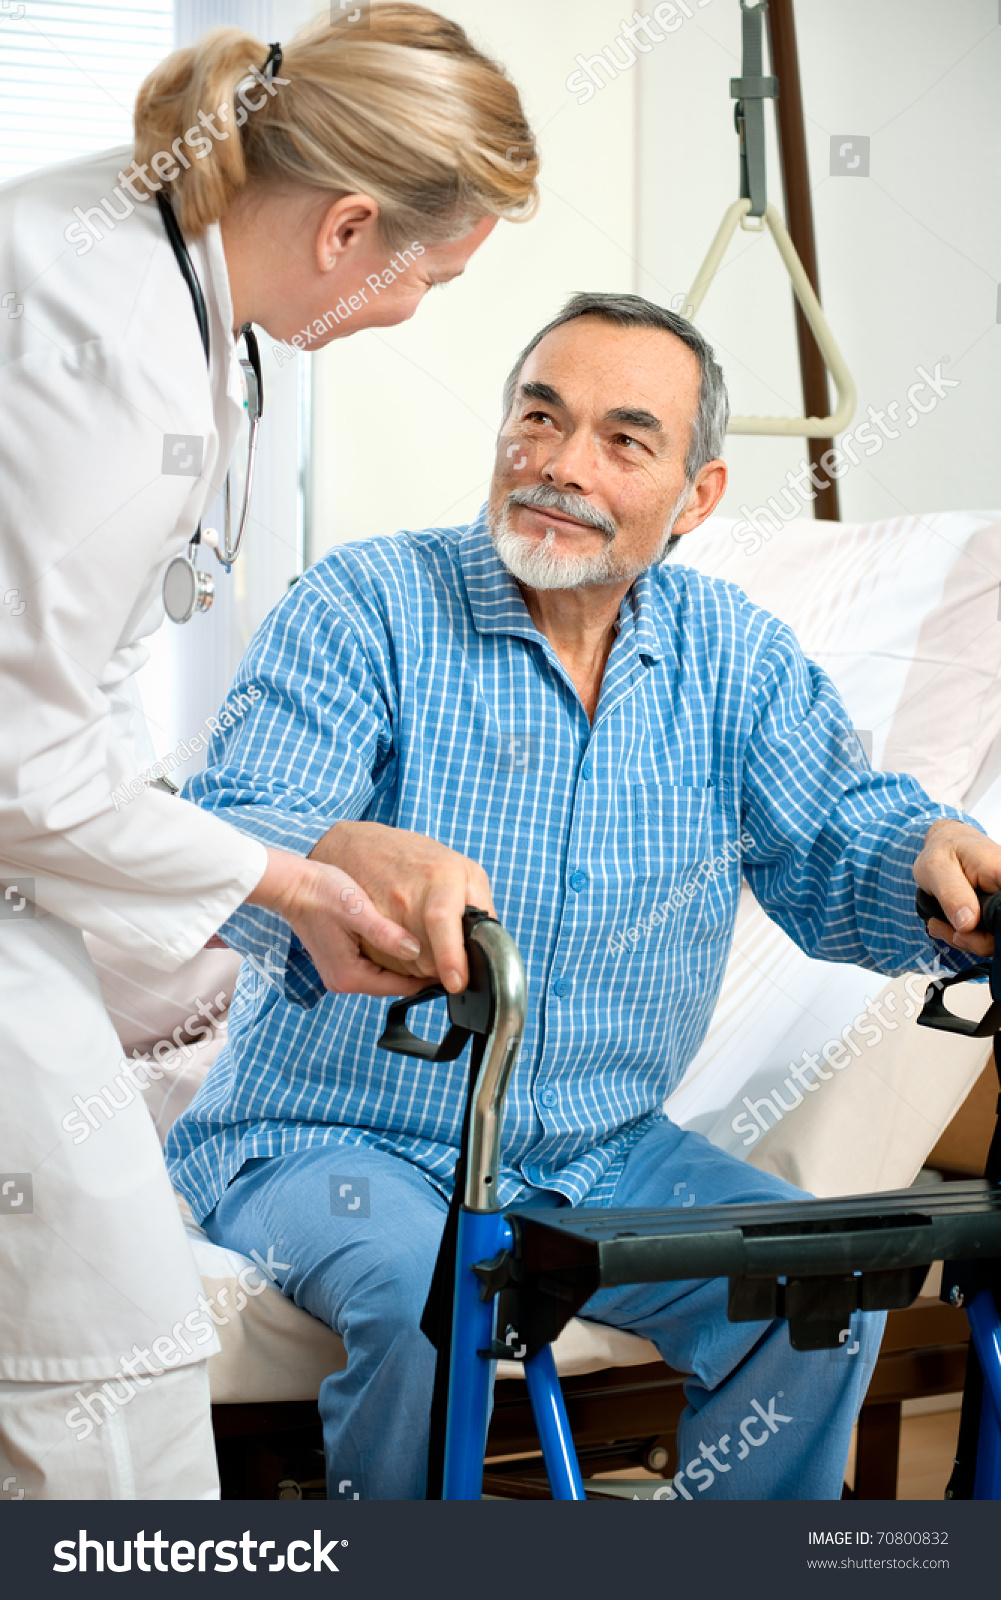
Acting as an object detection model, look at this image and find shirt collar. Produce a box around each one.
[459,508,668,665]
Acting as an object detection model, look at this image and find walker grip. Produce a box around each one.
[915,886,1001,938]
[914,888,1001,1036]
[376,908,496,1060]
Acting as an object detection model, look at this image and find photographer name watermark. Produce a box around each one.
[607,831,754,955]
[111,685,261,811]
[271,242,426,366]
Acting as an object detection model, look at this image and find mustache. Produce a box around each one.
[504,484,617,541]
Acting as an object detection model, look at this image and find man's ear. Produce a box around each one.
[671,459,728,538]
[316,193,380,274]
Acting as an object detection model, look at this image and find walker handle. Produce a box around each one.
[915,887,1001,1035]
[376,908,496,1060]
[915,886,1001,938]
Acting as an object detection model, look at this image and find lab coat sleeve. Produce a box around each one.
[0,342,267,969]
[740,619,983,976]
[183,569,397,1005]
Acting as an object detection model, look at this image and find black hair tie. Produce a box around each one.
[262,41,282,78]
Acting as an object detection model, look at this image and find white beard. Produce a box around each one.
[490,516,623,591]
[489,488,690,593]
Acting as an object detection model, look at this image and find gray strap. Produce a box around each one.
[730,0,779,217]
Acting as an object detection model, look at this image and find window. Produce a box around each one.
[0,0,173,183]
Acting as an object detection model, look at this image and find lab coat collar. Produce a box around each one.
[187,222,244,411]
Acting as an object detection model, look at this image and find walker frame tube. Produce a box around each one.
[440,914,586,1498]
[462,919,528,1212]
[442,1208,512,1500]
[440,917,529,1498]
[522,1345,586,1500]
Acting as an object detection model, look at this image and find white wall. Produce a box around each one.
[636,0,1001,522]
[309,0,640,554]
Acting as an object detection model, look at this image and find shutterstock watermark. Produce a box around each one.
[63,62,289,258]
[664,1391,793,1498]
[733,362,959,556]
[271,242,426,366]
[0,1173,32,1213]
[60,991,229,1146]
[566,2,716,104]
[64,1245,292,1444]
[731,965,946,1149]
[111,685,261,812]
[53,1528,343,1574]
[607,831,754,956]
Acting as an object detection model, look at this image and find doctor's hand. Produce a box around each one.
[913,819,1001,956]
[246,849,426,996]
[308,820,497,994]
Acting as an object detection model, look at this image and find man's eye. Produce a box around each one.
[523,410,555,426]
[614,433,640,449]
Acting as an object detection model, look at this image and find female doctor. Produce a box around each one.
[0,6,537,1499]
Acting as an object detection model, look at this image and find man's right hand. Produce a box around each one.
[308,820,497,993]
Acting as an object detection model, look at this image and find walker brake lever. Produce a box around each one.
[376,907,496,1060]
[915,887,1001,1036]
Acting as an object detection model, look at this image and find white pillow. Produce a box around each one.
[679,510,1001,804]
[667,510,1001,1191]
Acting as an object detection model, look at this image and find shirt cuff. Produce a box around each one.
[876,807,986,976]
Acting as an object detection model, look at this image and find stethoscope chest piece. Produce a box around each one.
[163,542,215,623]
[156,190,263,625]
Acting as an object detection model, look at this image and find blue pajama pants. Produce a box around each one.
[205,1120,884,1500]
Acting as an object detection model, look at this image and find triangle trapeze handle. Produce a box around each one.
[682,198,856,437]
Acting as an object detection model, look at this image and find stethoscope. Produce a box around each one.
[156,190,263,624]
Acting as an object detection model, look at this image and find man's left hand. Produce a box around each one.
[913,818,1001,955]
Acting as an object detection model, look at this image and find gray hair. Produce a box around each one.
[501,291,729,483]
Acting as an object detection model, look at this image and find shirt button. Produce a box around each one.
[539,1088,558,1108]
[581,758,593,780]
[552,976,570,998]
[569,869,588,893]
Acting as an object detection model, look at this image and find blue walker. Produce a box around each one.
[377,900,1001,1501]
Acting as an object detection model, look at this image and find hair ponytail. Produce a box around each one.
[134,29,264,238]
[134,4,538,246]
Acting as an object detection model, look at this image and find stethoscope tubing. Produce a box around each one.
[155,192,262,619]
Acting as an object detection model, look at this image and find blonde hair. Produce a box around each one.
[133,3,538,247]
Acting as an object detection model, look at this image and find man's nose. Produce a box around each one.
[541,432,597,495]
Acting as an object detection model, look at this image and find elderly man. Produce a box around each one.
[167,292,998,1501]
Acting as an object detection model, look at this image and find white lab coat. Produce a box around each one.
[0,149,268,1381]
